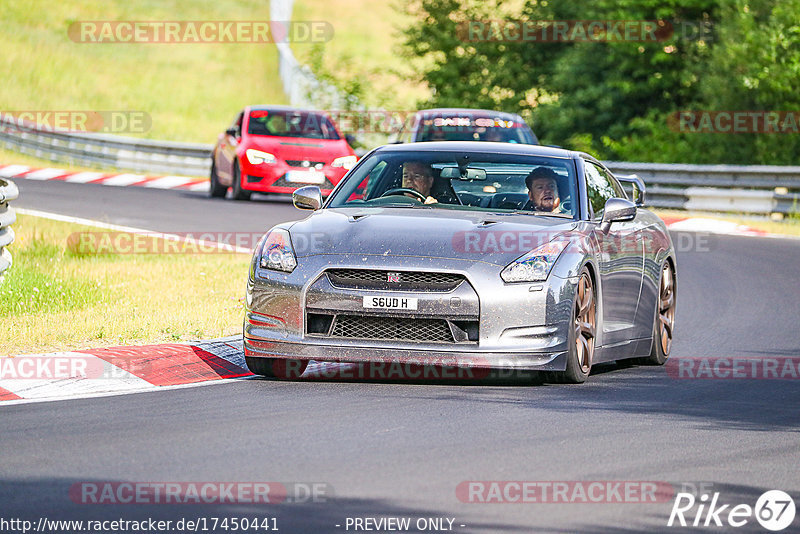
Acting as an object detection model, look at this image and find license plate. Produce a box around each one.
[363,296,418,310]
[285,170,326,184]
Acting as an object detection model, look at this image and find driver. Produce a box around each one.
[267,114,289,134]
[483,128,505,142]
[402,161,438,204]
[524,167,562,212]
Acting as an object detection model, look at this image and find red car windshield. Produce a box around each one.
[247,110,340,140]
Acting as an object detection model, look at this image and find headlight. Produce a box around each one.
[246,149,276,165]
[259,229,297,273]
[500,240,568,283]
[331,155,357,170]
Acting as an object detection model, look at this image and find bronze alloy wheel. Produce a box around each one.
[658,262,676,356]
[574,271,597,374]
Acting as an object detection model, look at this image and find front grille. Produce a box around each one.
[272,176,334,189]
[327,269,464,291]
[331,315,454,342]
[286,160,326,168]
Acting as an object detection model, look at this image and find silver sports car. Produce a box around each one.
[243,142,676,383]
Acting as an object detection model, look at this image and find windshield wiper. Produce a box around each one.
[378,203,431,208]
[513,210,574,218]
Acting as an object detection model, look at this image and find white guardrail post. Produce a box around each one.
[0,178,18,283]
[271,0,345,109]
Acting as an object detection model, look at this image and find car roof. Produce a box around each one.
[415,108,524,120]
[374,141,578,159]
[246,105,327,114]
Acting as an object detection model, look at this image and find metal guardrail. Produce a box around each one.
[0,0,319,179]
[0,0,792,218]
[1,110,798,216]
[605,162,800,216]
[0,114,212,177]
[0,178,18,283]
[0,13,798,220]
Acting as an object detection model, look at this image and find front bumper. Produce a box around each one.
[244,337,568,371]
[240,161,346,194]
[244,254,576,371]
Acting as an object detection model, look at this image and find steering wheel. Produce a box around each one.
[380,188,427,202]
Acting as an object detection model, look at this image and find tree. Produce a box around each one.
[401,0,800,163]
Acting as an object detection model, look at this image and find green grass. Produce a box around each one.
[1,214,250,355]
[0,0,287,143]
[0,233,101,317]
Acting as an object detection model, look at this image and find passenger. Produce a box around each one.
[524,167,561,212]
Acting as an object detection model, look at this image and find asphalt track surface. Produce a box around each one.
[3,179,800,533]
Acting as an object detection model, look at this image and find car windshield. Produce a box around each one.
[417,116,536,144]
[247,110,340,140]
[326,150,577,218]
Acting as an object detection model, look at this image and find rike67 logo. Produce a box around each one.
[668,490,796,531]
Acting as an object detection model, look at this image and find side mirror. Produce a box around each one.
[345,133,356,147]
[600,197,637,232]
[615,174,646,206]
[293,186,323,210]
[225,127,238,137]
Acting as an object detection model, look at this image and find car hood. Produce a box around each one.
[286,207,578,267]
[245,136,352,161]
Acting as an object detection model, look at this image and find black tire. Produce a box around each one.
[245,357,308,379]
[639,261,675,365]
[557,267,597,384]
[209,159,227,198]
[231,160,252,201]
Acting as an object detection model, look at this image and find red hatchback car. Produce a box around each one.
[210,106,357,200]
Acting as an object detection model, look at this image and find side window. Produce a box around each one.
[599,166,627,199]
[584,161,617,219]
